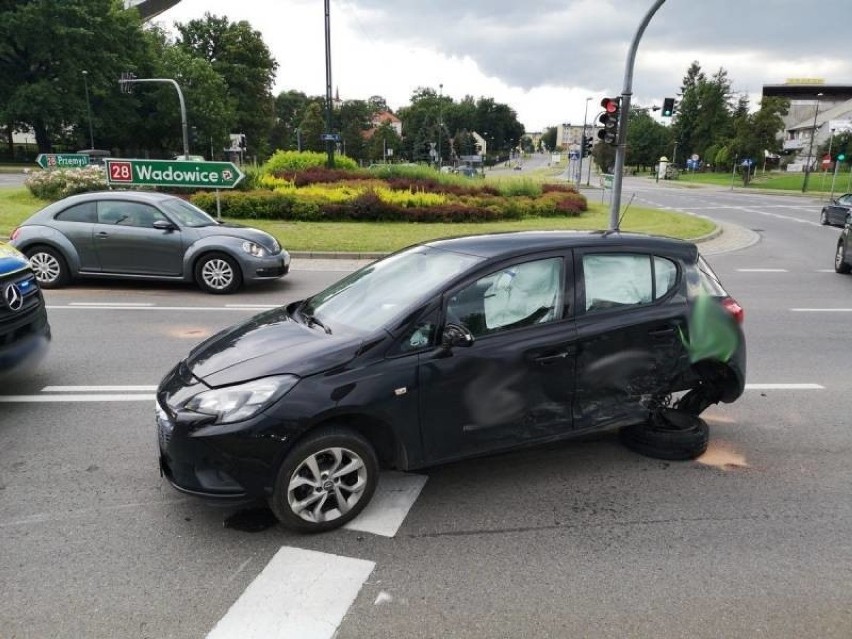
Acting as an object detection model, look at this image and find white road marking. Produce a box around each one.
[206,547,374,639]
[225,304,278,309]
[47,305,260,312]
[344,471,428,537]
[791,308,852,312]
[737,268,788,272]
[817,269,836,272]
[0,394,155,402]
[69,302,154,307]
[745,383,824,390]
[41,385,157,392]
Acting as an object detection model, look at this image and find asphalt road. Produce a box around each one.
[1,184,851,639]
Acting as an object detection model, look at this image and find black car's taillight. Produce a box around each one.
[721,296,744,324]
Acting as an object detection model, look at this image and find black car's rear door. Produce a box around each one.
[417,253,577,464]
[573,250,690,430]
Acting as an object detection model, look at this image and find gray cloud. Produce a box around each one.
[346,0,852,104]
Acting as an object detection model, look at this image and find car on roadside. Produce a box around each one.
[819,193,852,227]
[156,231,746,533]
[833,213,852,274]
[10,191,290,294]
[0,241,50,375]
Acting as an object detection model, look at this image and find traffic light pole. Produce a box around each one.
[609,0,667,230]
[118,77,190,160]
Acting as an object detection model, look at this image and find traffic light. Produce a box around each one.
[597,97,621,145]
[837,143,848,162]
[583,136,594,156]
[662,97,676,117]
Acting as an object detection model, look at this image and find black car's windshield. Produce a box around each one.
[302,245,485,334]
[159,198,219,227]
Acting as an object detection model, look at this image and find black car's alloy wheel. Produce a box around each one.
[620,408,709,461]
[194,252,243,294]
[270,426,378,533]
[835,242,851,274]
[26,245,69,288]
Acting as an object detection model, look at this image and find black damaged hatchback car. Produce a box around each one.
[157,231,746,533]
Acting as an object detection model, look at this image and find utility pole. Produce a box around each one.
[577,97,591,190]
[323,0,335,168]
[81,70,95,150]
[609,0,667,230]
[802,92,823,193]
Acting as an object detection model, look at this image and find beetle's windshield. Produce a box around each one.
[302,245,484,334]
[159,198,219,227]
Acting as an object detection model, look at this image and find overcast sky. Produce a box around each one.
[155,0,852,132]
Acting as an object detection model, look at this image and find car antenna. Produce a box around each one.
[603,193,636,236]
[616,193,637,231]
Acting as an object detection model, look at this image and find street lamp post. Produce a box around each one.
[323,0,335,168]
[802,92,824,193]
[577,97,591,190]
[437,83,443,169]
[81,70,95,150]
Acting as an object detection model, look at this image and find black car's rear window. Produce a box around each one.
[697,255,728,296]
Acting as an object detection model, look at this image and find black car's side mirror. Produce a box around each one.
[440,323,475,350]
[153,220,177,231]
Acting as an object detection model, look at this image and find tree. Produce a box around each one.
[626,107,671,171]
[366,122,402,163]
[670,61,705,166]
[269,90,313,152]
[298,102,325,152]
[336,99,372,161]
[541,127,557,152]
[0,0,149,153]
[176,13,278,160]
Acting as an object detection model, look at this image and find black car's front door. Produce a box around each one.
[417,255,577,464]
[573,250,690,430]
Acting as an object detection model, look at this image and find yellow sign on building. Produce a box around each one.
[784,78,825,85]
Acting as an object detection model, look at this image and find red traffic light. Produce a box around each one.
[601,97,620,113]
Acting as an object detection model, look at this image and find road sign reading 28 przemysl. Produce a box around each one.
[105,159,244,189]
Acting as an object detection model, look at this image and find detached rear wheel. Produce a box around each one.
[194,252,242,294]
[270,427,378,533]
[26,246,69,288]
[620,409,709,461]
[835,242,851,274]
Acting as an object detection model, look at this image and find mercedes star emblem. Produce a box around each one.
[4,283,23,311]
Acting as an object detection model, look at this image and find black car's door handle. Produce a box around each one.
[533,345,577,364]
[96,231,110,238]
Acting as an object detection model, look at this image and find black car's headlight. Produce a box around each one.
[241,241,269,258]
[183,375,299,424]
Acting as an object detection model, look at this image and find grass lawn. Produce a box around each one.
[675,169,852,196]
[0,184,714,253]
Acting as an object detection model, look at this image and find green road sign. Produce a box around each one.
[35,154,90,169]
[104,159,244,189]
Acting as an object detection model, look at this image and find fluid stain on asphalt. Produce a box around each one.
[168,326,213,339]
[697,440,748,470]
[224,507,278,532]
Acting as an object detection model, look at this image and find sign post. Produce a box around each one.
[104,159,244,189]
[35,154,90,169]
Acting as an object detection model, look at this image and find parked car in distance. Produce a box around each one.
[76,149,111,166]
[0,241,50,375]
[819,193,852,227]
[156,231,746,533]
[10,191,290,294]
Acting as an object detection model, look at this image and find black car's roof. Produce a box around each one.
[424,230,698,261]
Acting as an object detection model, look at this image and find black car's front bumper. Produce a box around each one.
[155,364,296,502]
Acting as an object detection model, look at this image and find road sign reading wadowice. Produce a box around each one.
[104,159,244,189]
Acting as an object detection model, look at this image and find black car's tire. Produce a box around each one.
[835,242,851,274]
[620,409,709,461]
[270,426,379,533]
[25,245,70,288]
[194,252,243,294]
[820,209,829,225]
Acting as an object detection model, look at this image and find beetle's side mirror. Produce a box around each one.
[440,323,475,350]
[153,220,177,231]
[846,212,852,226]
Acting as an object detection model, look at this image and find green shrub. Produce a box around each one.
[263,150,358,174]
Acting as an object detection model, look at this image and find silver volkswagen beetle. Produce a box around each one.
[10,191,290,294]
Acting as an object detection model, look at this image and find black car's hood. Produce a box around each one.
[186,307,364,387]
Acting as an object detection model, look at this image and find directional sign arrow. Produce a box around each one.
[35,154,90,169]
[104,159,245,189]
